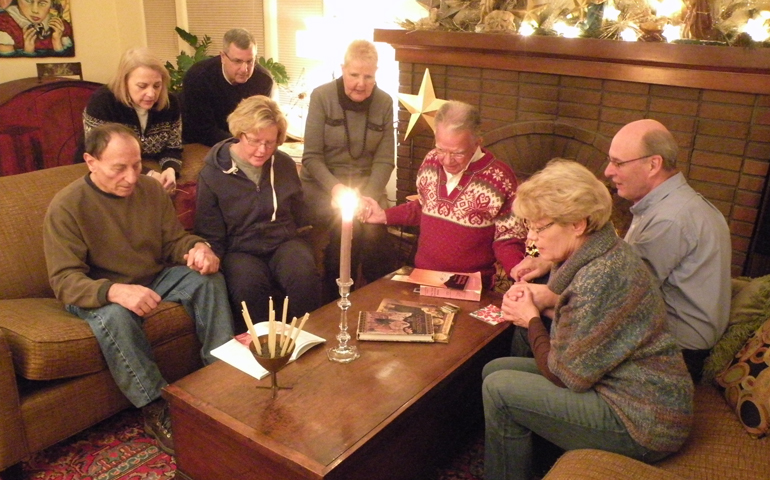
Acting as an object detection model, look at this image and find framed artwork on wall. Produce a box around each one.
[0,0,75,58]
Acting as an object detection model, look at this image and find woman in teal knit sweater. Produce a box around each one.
[482,159,694,480]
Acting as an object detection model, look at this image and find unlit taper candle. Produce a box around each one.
[280,297,289,349]
[280,314,299,357]
[240,301,262,356]
[288,313,310,353]
[268,297,276,358]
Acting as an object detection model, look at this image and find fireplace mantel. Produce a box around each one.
[374,28,770,276]
[374,29,770,95]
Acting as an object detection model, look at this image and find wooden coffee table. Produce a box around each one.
[164,275,512,480]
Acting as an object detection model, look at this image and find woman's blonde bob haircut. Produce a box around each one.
[108,47,171,111]
[514,159,612,235]
[227,95,288,145]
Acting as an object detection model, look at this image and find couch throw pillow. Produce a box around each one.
[730,275,770,325]
[172,181,197,231]
[703,274,770,384]
[716,317,770,438]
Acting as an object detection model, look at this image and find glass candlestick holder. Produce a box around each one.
[327,278,360,363]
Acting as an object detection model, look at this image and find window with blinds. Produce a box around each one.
[143,0,182,65]
[274,0,324,103]
[186,0,266,57]
[143,0,324,94]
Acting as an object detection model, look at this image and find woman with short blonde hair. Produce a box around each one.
[482,159,694,480]
[80,47,182,192]
[513,158,612,235]
[195,95,322,329]
[301,38,395,301]
[227,95,287,145]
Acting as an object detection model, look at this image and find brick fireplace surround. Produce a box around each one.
[374,29,770,277]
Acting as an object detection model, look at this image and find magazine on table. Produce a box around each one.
[211,322,325,379]
[356,310,435,342]
[376,297,460,343]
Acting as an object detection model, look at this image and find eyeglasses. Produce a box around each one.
[526,221,555,235]
[606,154,652,168]
[222,51,255,68]
[241,134,276,149]
[434,147,468,161]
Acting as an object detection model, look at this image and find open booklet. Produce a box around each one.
[211,321,325,380]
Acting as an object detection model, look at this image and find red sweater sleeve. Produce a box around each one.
[385,199,422,226]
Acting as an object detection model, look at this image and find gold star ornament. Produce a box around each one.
[398,68,449,139]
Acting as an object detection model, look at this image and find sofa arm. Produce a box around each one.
[544,450,686,480]
[0,330,28,471]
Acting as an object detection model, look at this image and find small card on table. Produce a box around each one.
[470,304,505,325]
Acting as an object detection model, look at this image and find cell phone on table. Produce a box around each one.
[444,274,469,290]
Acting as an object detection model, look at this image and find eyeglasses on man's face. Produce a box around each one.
[606,154,652,168]
[241,133,276,149]
[223,51,255,68]
[525,221,555,235]
[434,147,469,161]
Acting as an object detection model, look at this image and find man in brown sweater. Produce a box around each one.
[43,123,234,455]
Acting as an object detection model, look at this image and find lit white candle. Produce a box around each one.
[339,189,358,283]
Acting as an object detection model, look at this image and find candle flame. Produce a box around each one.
[340,189,358,221]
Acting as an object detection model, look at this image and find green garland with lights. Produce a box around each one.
[400,0,770,47]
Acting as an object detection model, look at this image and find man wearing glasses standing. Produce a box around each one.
[361,100,528,289]
[182,28,274,146]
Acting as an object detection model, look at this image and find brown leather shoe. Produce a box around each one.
[142,399,175,455]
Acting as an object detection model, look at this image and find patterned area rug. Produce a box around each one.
[22,410,176,480]
[21,409,485,480]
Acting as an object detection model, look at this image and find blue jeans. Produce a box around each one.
[482,357,670,480]
[67,266,234,408]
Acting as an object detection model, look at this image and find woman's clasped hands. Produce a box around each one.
[501,283,540,328]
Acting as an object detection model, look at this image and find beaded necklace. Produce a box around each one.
[342,109,369,160]
[336,77,374,161]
